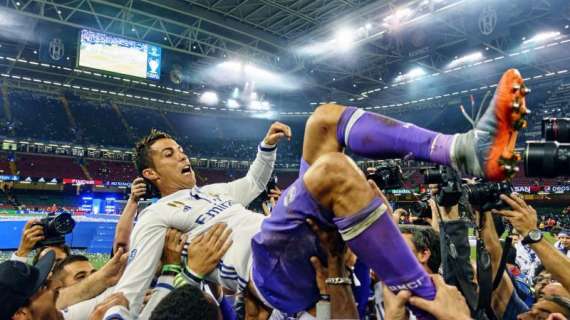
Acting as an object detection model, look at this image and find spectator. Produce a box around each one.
[0,251,60,320]
[555,229,570,257]
[149,285,221,320]
[50,255,96,288]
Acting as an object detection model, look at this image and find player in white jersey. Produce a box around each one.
[115,69,527,318]
[115,124,289,315]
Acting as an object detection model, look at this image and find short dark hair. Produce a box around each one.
[51,254,90,281]
[134,129,173,176]
[33,244,71,265]
[150,285,219,320]
[400,225,441,273]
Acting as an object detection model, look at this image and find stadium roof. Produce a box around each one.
[0,0,569,116]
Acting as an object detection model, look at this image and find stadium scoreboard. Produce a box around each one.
[78,29,161,80]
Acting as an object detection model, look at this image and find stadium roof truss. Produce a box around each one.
[0,0,569,114]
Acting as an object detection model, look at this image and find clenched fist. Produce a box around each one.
[263,122,291,145]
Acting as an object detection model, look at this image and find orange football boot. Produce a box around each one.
[451,68,530,181]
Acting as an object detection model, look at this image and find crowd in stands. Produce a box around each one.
[1,89,305,164]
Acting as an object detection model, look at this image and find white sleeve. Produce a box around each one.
[113,208,194,316]
[10,253,28,264]
[102,305,132,320]
[203,141,277,206]
[138,275,176,320]
[60,287,115,319]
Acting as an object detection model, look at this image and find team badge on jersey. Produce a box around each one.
[128,249,138,263]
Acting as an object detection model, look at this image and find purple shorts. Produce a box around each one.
[251,161,334,313]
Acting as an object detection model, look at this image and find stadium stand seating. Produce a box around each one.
[86,159,137,182]
[15,153,86,179]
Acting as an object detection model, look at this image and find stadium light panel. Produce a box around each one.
[200,91,219,105]
[523,31,561,44]
[448,52,483,68]
[334,28,355,49]
[249,100,271,111]
[394,67,426,82]
[227,99,240,108]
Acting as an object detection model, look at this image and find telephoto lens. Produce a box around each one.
[542,118,570,143]
[524,141,570,177]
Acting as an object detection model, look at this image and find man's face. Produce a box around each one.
[15,285,63,320]
[559,235,570,249]
[402,233,432,273]
[534,271,554,300]
[60,261,96,287]
[517,299,568,320]
[144,138,196,195]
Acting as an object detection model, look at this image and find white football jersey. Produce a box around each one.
[114,145,276,315]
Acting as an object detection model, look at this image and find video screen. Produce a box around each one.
[78,29,161,80]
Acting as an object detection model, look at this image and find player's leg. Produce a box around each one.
[250,153,432,314]
[302,152,436,303]
[302,68,530,181]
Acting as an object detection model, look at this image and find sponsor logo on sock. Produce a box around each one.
[284,186,296,207]
[387,278,424,291]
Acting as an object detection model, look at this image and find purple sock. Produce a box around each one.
[334,197,436,318]
[337,107,454,165]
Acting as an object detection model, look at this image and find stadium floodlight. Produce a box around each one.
[394,67,426,82]
[334,28,356,49]
[217,60,243,72]
[249,99,271,110]
[227,99,240,108]
[384,8,414,25]
[448,52,483,68]
[199,91,219,105]
[523,31,561,44]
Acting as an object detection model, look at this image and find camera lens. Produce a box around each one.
[424,168,443,184]
[465,182,512,207]
[524,141,570,178]
[542,118,570,143]
[48,212,76,235]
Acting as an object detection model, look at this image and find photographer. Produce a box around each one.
[11,218,72,266]
[494,194,570,297]
[11,219,44,263]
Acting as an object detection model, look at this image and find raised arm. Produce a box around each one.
[113,178,147,253]
[57,247,128,309]
[203,122,291,206]
[497,194,570,291]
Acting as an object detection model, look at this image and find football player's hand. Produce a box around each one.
[89,292,129,320]
[130,177,146,202]
[162,228,187,266]
[409,275,470,320]
[187,223,233,277]
[99,247,128,287]
[383,285,411,320]
[263,122,291,145]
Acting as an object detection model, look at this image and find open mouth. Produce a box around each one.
[181,165,192,175]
